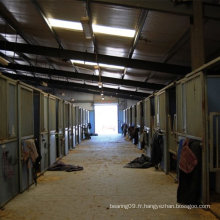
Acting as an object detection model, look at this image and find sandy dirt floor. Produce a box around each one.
[0,135,218,220]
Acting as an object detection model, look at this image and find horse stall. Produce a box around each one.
[86,110,89,125]
[123,110,125,124]
[82,109,86,140]
[175,57,220,205]
[75,106,79,145]
[0,74,19,207]
[122,109,127,137]
[127,107,132,127]
[72,105,76,148]
[78,107,83,143]
[83,109,89,139]
[57,98,65,157]
[64,102,69,155]
[165,84,177,178]
[18,82,35,192]
[48,95,57,165]
[154,90,168,173]
[33,89,49,174]
[143,95,155,157]
[127,107,132,139]
[154,83,177,175]
[136,100,144,149]
[131,105,138,144]
[131,105,136,127]
[68,103,73,150]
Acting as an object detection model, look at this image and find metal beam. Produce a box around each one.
[0,63,164,90]
[0,2,32,44]
[0,2,55,68]
[2,72,144,100]
[129,10,148,59]
[46,84,142,100]
[0,41,191,74]
[122,9,148,79]
[0,35,32,65]
[90,0,220,20]
[86,0,98,54]
[190,0,205,70]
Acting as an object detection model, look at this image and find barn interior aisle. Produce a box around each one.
[0,135,216,220]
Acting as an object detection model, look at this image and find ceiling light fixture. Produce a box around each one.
[85,61,97,66]
[80,16,93,39]
[48,18,135,38]
[98,82,102,88]
[48,18,82,30]
[96,65,103,89]
[71,59,124,70]
[99,63,125,70]
[93,24,135,38]
[94,65,99,76]
[71,60,84,65]
[101,97,104,100]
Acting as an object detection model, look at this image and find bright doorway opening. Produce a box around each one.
[94,104,118,134]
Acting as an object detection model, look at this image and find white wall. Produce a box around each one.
[50,88,138,110]
[127,99,139,108]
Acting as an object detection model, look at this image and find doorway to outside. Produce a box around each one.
[94,104,118,134]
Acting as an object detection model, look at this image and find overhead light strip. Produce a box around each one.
[48,18,82,30]
[71,59,124,70]
[48,18,135,38]
[93,24,135,38]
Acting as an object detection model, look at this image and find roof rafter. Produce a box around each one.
[0,63,163,90]
[2,72,146,100]
[0,40,191,75]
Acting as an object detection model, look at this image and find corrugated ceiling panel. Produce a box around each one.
[85,81,98,86]
[124,74,147,82]
[133,11,189,62]
[39,0,94,52]
[101,71,122,79]
[91,3,140,57]
[120,86,136,91]
[91,3,140,29]
[53,29,94,52]
[1,0,58,47]
[146,71,178,85]
[103,84,118,89]
[204,19,220,60]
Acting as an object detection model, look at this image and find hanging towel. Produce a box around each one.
[22,139,38,168]
[179,139,198,173]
